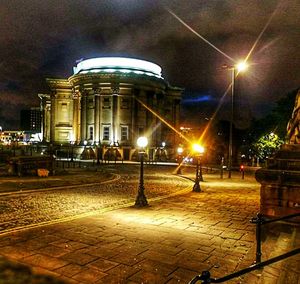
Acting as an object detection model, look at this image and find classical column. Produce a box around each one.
[111,84,119,144]
[72,91,79,142]
[50,92,56,143]
[155,93,162,146]
[94,89,101,143]
[131,89,139,143]
[80,91,87,143]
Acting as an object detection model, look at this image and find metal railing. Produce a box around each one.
[189,212,300,283]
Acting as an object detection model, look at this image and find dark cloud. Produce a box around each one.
[0,0,300,129]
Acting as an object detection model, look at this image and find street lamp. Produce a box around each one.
[135,136,148,207]
[192,143,204,192]
[224,60,248,178]
[175,146,184,175]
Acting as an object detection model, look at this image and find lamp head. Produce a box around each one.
[236,61,248,72]
[137,136,148,148]
[192,143,204,154]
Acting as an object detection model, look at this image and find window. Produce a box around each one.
[61,103,67,111]
[120,126,129,141]
[121,98,130,109]
[103,126,110,140]
[102,97,111,109]
[89,126,94,140]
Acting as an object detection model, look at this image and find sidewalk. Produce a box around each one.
[0,169,298,283]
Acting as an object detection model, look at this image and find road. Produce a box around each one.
[0,165,192,234]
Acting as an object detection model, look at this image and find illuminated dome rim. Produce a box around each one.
[73,57,162,78]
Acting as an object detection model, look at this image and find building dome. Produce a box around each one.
[73,57,162,79]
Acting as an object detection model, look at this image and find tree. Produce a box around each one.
[253,132,284,160]
[240,88,298,163]
[248,88,299,142]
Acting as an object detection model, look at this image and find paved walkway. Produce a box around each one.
[0,168,298,283]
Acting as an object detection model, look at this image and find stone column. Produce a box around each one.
[72,91,79,143]
[112,84,119,144]
[50,92,56,143]
[94,89,101,143]
[80,92,87,143]
[131,89,139,143]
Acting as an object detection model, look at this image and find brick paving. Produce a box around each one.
[0,165,299,283]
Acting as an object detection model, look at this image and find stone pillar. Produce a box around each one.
[111,84,119,144]
[155,93,162,147]
[50,92,56,143]
[131,89,139,143]
[94,94,100,143]
[72,91,80,143]
[80,92,87,142]
[255,144,300,218]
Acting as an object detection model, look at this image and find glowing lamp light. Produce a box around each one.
[236,61,248,72]
[177,147,183,154]
[193,144,204,154]
[137,137,148,148]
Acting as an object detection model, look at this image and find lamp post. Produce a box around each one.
[192,143,204,192]
[224,61,248,178]
[135,136,148,207]
[175,146,183,175]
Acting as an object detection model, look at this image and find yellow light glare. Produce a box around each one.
[137,136,148,148]
[193,144,204,154]
[236,61,248,72]
[177,147,183,154]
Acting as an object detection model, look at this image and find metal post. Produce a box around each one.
[193,156,201,192]
[228,67,235,178]
[251,213,263,264]
[220,157,224,179]
[199,155,203,181]
[135,151,148,207]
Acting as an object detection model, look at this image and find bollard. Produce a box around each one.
[220,157,224,179]
[251,213,263,264]
[240,164,245,179]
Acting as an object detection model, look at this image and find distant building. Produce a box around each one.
[20,107,42,133]
[39,57,183,160]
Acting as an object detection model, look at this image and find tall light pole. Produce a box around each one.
[224,61,248,178]
[192,143,205,192]
[135,136,148,207]
[174,146,184,175]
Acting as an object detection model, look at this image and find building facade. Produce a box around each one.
[39,57,182,160]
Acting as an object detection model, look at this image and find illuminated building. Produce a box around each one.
[39,57,182,160]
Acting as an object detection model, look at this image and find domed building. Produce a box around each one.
[39,57,182,160]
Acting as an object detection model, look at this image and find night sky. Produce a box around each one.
[1,0,300,129]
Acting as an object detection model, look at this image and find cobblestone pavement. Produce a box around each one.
[0,165,191,233]
[0,165,298,283]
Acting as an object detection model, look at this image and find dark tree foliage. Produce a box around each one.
[249,88,299,141]
[240,88,299,161]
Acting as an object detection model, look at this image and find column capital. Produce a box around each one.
[93,87,102,96]
[111,83,120,95]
